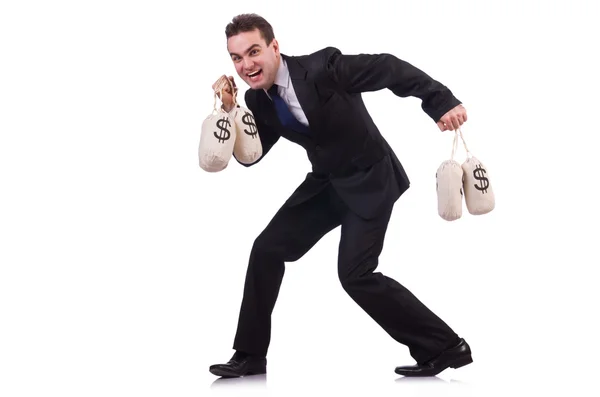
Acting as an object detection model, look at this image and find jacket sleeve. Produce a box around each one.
[323,46,462,123]
[233,90,281,167]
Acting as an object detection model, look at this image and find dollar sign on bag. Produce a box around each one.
[214,117,231,143]
[242,112,258,138]
[473,164,489,193]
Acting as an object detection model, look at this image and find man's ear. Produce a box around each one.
[271,38,279,54]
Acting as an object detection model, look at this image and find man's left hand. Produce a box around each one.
[437,104,467,131]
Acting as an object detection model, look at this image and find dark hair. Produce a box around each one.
[225,13,275,45]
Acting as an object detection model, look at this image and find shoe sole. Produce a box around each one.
[209,366,266,378]
[395,355,473,377]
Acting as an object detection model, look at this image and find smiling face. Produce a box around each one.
[227,28,280,91]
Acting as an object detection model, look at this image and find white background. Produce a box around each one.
[1,1,599,396]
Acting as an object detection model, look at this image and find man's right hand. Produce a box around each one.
[212,75,237,112]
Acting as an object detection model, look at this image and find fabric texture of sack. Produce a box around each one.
[436,131,464,221]
[198,89,236,172]
[229,87,262,164]
[458,129,495,215]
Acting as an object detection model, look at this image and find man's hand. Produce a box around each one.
[437,104,467,131]
[212,75,238,112]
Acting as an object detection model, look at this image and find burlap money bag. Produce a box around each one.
[198,89,236,172]
[457,129,495,215]
[436,131,464,221]
[229,92,262,164]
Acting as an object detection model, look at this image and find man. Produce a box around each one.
[208,13,472,378]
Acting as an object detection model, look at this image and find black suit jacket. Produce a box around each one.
[235,46,461,219]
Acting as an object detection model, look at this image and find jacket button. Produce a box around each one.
[315,145,321,151]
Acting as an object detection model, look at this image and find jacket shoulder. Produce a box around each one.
[293,47,342,68]
[289,47,343,84]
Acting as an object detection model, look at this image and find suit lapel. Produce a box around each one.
[253,54,322,145]
[282,54,322,132]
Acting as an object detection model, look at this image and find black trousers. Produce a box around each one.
[232,184,459,364]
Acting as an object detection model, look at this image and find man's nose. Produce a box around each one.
[242,57,254,70]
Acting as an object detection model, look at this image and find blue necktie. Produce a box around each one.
[268,84,310,135]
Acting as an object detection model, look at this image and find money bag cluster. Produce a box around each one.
[436,129,495,221]
[198,79,263,172]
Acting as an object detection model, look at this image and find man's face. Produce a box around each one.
[227,29,280,90]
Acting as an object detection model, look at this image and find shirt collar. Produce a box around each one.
[264,57,290,98]
[274,57,290,88]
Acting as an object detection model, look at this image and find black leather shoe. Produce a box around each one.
[394,338,473,377]
[209,352,267,378]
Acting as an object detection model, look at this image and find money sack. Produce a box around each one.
[455,128,495,215]
[436,161,464,221]
[230,105,262,164]
[461,155,495,215]
[198,91,236,172]
[436,131,464,221]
